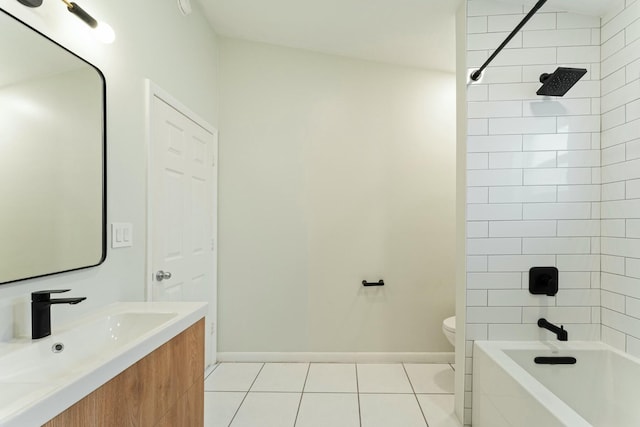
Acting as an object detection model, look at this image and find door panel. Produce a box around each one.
[150,94,217,365]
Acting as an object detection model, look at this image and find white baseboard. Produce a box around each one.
[216,352,455,364]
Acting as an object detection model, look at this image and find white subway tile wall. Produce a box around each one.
[465,1,609,425]
[600,0,640,361]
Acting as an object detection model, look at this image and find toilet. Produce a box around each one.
[442,316,456,347]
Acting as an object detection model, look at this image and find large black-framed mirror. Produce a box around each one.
[0,8,106,284]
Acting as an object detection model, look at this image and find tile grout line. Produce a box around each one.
[402,363,430,427]
[204,361,220,380]
[356,364,362,427]
[293,363,312,427]
[226,362,266,427]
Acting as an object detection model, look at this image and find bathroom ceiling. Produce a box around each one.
[496,0,617,17]
[196,0,462,72]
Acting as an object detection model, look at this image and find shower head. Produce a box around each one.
[536,67,587,97]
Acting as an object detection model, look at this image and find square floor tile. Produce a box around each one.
[304,363,357,393]
[204,363,264,391]
[204,392,245,427]
[251,363,309,392]
[417,394,462,427]
[295,393,360,427]
[404,364,455,394]
[230,392,300,427]
[357,364,413,393]
[360,394,427,427]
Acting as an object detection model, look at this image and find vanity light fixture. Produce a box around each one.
[15,0,115,43]
[17,0,43,6]
[61,0,97,28]
[61,0,115,43]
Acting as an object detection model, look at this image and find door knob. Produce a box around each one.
[155,270,172,281]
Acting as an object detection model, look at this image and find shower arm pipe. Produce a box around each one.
[470,0,548,81]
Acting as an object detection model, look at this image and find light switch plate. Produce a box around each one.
[111,223,133,248]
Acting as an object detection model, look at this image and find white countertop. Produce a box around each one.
[0,301,207,427]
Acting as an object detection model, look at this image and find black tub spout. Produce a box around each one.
[538,318,568,341]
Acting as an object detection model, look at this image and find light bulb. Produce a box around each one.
[95,21,115,44]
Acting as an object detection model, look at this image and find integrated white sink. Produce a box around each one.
[0,301,207,427]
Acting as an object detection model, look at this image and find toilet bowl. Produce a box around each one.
[442,316,455,347]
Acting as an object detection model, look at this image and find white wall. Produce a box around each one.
[464,0,602,424]
[454,2,468,423]
[218,38,457,353]
[600,1,640,355]
[0,0,219,340]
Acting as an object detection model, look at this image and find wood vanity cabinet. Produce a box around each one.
[43,319,205,427]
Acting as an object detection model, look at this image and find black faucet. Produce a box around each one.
[31,289,86,339]
[538,318,568,341]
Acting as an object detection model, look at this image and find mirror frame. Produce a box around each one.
[0,8,107,285]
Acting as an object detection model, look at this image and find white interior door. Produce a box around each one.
[149,90,217,365]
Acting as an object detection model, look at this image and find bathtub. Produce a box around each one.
[472,341,640,427]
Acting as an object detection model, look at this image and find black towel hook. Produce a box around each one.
[362,280,384,287]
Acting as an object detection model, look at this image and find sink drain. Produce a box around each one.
[51,343,64,353]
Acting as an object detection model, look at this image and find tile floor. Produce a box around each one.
[204,362,461,427]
